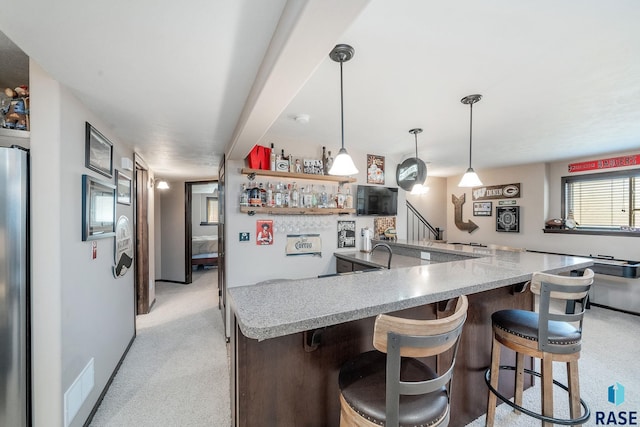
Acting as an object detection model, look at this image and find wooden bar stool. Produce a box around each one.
[338,295,468,427]
[485,269,594,427]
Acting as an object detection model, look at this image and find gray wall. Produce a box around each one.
[30,61,136,427]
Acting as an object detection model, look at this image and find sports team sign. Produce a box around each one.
[568,154,640,172]
[472,183,521,201]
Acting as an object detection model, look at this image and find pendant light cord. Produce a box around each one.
[414,132,419,158]
[468,101,473,169]
[339,59,345,150]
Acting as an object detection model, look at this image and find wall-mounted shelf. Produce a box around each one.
[241,168,356,183]
[240,206,355,216]
[0,128,30,139]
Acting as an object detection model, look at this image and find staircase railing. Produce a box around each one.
[406,200,443,241]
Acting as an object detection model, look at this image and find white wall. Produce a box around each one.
[225,145,407,289]
[445,152,640,261]
[192,193,217,237]
[159,181,186,282]
[30,61,136,427]
[405,176,447,238]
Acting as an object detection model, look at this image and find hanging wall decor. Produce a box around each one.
[337,220,356,248]
[256,220,273,245]
[367,154,385,184]
[496,206,520,232]
[451,193,478,233]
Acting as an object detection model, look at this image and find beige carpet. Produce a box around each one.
[89,269,230,426]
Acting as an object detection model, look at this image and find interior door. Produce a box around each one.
[218,155,226,325]
[135,165,151,314]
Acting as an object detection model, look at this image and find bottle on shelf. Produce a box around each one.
[284,183,291,207]
[322,146,328,175]
[249,182,261,207]
[266,182,274,207]
[311,185,318,208]
[326,150,333,172]
[336,185,345,209]
[270,143,276,171]
[274,182,284,207]
[259,182,267,206]
[291,182,299,208]
[344,186,353,209]
[319,185,328,208]
[302,186,313,209]
[240,183,249,207]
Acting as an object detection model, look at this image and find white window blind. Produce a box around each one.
[563,169,639,229]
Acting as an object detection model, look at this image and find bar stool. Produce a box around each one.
[485,269,594,427]
[338,295,468,427]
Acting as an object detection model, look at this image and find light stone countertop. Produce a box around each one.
[334,250,434,269]
[228,240,593,341]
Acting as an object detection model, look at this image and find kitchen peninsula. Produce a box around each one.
[228,241,593,426]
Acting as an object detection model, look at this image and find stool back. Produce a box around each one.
[373,295,468,427]
[533,268,594,354]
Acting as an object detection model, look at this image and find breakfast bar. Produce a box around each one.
[228,241,593,426]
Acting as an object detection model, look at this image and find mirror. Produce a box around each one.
[396,158,427,191]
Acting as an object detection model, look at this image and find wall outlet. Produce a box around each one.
[420,252,431,260]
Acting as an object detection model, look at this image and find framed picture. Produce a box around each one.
[496,206,520,232]
[473,201,492,216]
[367,154,385,184]
[116,170,132,205]
[256,220,273,245]
[85,122,113,178]
[82,174,116,241]
[337,220,356,248]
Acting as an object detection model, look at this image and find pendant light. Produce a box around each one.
[328,44,359,176]
[458,94,483,187]
[408,128,429,194]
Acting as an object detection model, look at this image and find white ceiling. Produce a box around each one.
[1,0,639,180]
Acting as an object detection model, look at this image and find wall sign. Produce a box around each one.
[452,194,478,233]
[473,202,492,216]
[256,220,273,245]
[113,215,133,278]
[568,154,640,173]
[286,234,321,256]
[472,183,521,201]
[496,206,520,233]
[337,221,356,248]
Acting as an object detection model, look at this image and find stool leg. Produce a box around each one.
[567,360,582,425]
[514,352,524,415]
[486,334,501,427]
[541,355,554,427]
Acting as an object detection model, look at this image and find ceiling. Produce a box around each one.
[1,0,639,180]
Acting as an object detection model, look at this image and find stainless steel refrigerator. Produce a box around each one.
[0,145,29,426]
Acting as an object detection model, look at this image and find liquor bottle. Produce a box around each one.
[322,146,328,175]
[336,185,345,209]
[259,182,267,206]
[240,183,249,207]
[319,185,328,208]
[284,183,291,208]
[249,182,261,207]
[311,185,318,208]
[344,186,353,209]
[274,182,283,207]
[291,182,299,208]
[266,182,274,207]
[270,143,276,171]
[302,186,313,209]
[281,149,287,161]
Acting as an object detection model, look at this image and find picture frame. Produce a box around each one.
[116,170,132,205]
[337,220,356,248]
[256,219,273,245]
[367,154,385,184]
[82,174,116,241]
[473,201,492,216]
[496,206,520,233]
[85,122,113,178]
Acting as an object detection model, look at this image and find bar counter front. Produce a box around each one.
[227,240,593,427]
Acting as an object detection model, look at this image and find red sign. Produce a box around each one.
[568,154,640,172]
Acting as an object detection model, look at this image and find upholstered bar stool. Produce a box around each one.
[338,295,468,427]
[485,269,594,427]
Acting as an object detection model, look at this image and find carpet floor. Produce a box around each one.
[89,269,230,427]
[89,270,639,427]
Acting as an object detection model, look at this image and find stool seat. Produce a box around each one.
[492,309,581,344]
[339,350,448,426]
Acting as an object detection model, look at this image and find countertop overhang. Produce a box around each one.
[228,240,593,341]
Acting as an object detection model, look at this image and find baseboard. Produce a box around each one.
[156,279,187,284]
[82,334,136,427]
[589,302,639,317]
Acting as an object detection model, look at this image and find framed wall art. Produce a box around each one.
[116,170,132,205]
[337,220,356,248]
[473,201,492,216]
[82,174,116,241]
[496,206,520,233]
[367,154,385,184]
[85,122,113,178]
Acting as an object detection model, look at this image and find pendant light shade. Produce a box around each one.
[328,44,358,176]
[458,94,483,188]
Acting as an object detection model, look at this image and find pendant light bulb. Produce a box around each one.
[458,94,483,188]
[328,44,358,176]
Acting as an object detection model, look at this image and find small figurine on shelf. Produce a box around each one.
[1,86,29,131]
[295,159,302,173]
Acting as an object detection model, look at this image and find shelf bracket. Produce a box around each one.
[247,172,256,181]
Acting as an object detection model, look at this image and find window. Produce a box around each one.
[206,196,219,223]
[562,169,640,233]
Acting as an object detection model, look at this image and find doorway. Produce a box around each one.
[185,180,219,285]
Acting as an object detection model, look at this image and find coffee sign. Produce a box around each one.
[472,183,521,201]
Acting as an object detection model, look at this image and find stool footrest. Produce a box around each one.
[484,365,590,425]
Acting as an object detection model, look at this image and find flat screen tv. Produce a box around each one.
[356,185,398,216]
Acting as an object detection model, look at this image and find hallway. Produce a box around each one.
[89,269,230,426]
